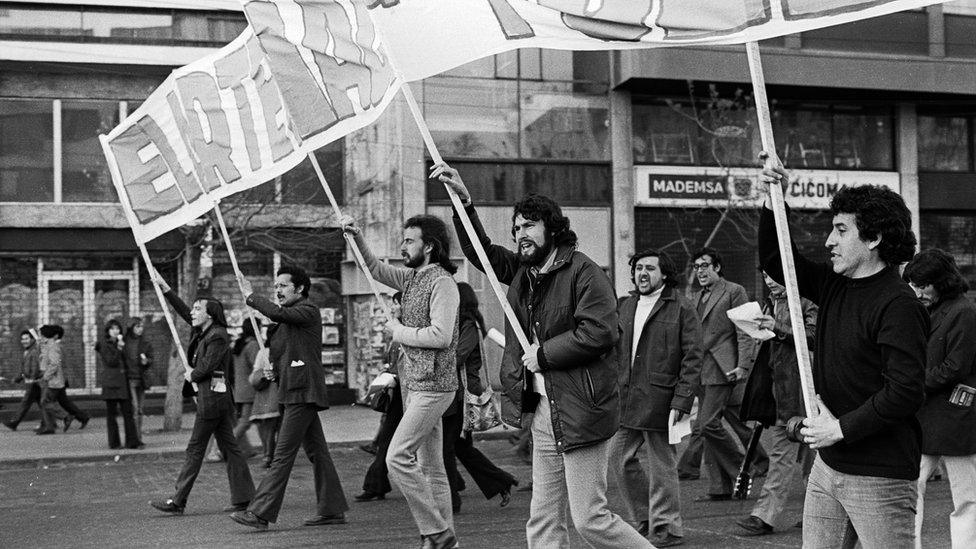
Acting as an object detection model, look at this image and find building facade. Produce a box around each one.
[2,1,975,401]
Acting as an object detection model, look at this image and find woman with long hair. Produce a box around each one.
[123,318,153,438]
[232,320,260,454]
[96,319,142,449]
[148,273,255,514]
[447,283,518,509]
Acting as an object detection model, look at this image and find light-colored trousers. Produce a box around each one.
[752,424,807,528]
[915,453,976,549]
[608,427,683,537]
[386,389,455,536]
[526,397,652,549]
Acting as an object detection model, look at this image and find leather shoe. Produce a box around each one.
[36,429,55,435]
[736,515,774,536]
[150,499,185,514]
[651,531,685,547]
[354,491,385,502]
[303,513,346,526]
[230,510,268,530]
[420,528,458,549]
[3,420,17,431]
[223,502,249,513]
[694,493,732,502]
[78,417,89,429]
[62,417,73,432]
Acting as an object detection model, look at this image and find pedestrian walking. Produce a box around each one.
[735,271,817,536]
[449,283,518,510]
[231,320,259,455]
[356,338,406,502]
[610,249,703,547]
[123,319,153,438]
[435,162,652,549]
[96,320,142,449]
[342,213,461,549]
[149,275,255,515]
[248,339,280,469]
[231,266,349,530]
[760,156,928,548]
[38,325,89,433]
[903,249,976,549]
[690,247,766,500]
[3,330,44,432]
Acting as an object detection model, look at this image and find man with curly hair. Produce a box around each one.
[759,157,928,548]
[434,162,651,548]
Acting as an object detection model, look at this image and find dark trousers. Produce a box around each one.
[442,411,464,508]
[455,430,517,500]
[172,405,256,508]
[105,398,140,449]
[363,388,404,495]
[255,417,280,462]
[700,384,769,495]
[8,384,42,428]
[248,404,349,523]
[42,387,82,429]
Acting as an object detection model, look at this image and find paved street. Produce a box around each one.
[0,432,954,548]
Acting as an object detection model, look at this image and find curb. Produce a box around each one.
[0,429,514,470]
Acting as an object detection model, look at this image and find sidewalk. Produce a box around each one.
[0,404,512,469]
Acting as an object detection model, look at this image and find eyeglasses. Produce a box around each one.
[273,283,294,290]
[692,262,713,271]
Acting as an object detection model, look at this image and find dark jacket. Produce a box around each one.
[742,295,818,425]
[446,317,486,417]
[21,343,41,381]
[164,291,235,420]
[616,287,702,431]
[246,294,329,410]
[697,277,757,386]
[454,204,620,453]
[918,295,976,456]
[123,333,153,385]
[96,339,130,401]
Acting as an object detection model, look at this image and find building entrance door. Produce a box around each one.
[39,270,138,395]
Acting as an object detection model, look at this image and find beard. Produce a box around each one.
[518,237,553,266]
[403,249,425,269]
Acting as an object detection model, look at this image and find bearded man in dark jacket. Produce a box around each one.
[434,163,652,549]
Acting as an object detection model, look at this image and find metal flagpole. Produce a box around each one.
[745,42,817,419]
[399,83,533,353]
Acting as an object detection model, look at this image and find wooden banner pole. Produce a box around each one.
[211,204,266,348]
[745,42,817,418]
[399,83,532,353]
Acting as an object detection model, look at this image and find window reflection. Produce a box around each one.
[520,82,609,160]
[425,78,519,158]
[62,100,119,203]
[918,116,971,172]
[0,100,54,202]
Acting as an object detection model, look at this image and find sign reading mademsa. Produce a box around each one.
[633,165,900,209]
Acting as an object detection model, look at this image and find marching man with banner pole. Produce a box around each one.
[432,163,653,549]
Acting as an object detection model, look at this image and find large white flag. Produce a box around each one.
[103,0,948,242]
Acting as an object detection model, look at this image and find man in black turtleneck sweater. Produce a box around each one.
[758,157,927,549]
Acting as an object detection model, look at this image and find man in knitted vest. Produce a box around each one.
[343,213,461,549]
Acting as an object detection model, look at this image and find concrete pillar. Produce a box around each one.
[898,103,921,244]
[928,5,946,59]
[610,88,635,297]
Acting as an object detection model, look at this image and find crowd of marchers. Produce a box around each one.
[5,155,974,549]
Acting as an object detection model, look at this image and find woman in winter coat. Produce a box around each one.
[123,318,153,438]
[96,319,142,449]
[232,320,260,453]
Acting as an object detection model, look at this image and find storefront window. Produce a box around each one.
[775,107,833,168]
[426,160,611,206]
[921,212,976,296]
[0,99,54,202]
[918,116,971,172]
[520,82,609,161]
[425,78,519,158]
[0,257,39,385]
[62,100,119,202]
